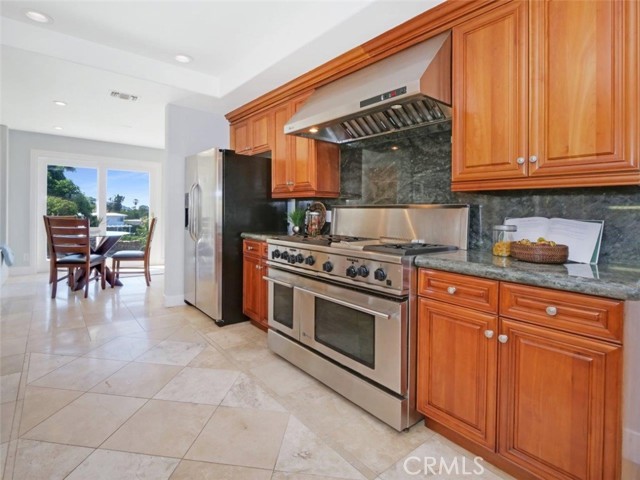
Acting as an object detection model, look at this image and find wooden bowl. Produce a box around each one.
[510,243,569,264]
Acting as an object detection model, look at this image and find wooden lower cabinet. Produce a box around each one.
[498,318,621,480]
[242,240,268,329]
[416,269,623,480]
[417,298,498,449]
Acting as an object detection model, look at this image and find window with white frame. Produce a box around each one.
[34,151,162,273]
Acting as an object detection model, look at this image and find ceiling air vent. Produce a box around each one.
[110,91,138,102]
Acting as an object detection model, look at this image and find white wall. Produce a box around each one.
[7,130,164,273]
[163,104,229,306]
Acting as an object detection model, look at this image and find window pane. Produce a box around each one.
[106,169,150,234]
[46,165,97,220]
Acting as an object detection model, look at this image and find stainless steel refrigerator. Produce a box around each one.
[184,148,285,325]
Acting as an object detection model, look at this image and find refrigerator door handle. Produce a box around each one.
[194,183,202,240]
[188,183,198,241]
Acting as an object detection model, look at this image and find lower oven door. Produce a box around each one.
[295,280,408,396]
[265,269,298,339]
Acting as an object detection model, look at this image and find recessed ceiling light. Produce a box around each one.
[25,10,52,23]
[391,146,399,151]
[309,127,319,134]
[53,126,63,130]
[53,100,67,107]
[174,54,193,64]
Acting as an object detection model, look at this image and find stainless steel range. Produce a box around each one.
[264,204,469,431]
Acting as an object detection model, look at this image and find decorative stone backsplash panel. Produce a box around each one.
[304,121,640,264]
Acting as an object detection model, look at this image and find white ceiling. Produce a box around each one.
[0,0,445,148]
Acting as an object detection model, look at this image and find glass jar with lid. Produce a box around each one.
[492,224,517,257]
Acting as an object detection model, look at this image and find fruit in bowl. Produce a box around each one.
[510,238,569,264]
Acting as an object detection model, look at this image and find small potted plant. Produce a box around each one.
[287,208,306,234]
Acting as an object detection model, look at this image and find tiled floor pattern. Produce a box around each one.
[0,272,513,479]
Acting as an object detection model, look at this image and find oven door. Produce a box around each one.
[265,269,298,339]
[295,280,408,395]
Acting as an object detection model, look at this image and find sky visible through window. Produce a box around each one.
[65,168,150,208]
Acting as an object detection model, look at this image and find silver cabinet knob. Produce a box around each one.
[529,155,538,163]
[247,246,254,251]
[516,157,525,165]
[484,330,494,339]
[498,334,508,344]
[545,306,558,316]
[446,286,456,295]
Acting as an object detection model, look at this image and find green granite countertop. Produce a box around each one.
[240,232,285,241]
[414,250,640,300]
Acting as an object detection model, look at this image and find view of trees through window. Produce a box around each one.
[46,164,151,242]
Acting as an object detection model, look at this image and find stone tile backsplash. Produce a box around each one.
[304,121,640,264]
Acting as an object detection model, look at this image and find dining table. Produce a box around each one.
[72,231,128,290]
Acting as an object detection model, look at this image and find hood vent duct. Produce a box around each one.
[284,31,451,144]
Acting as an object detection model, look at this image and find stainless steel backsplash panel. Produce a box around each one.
[331,204,469,250]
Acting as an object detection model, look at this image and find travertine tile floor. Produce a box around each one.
[0,272,513,479]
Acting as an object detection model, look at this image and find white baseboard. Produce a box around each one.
[624,428,640,464]
[164,294,185,307]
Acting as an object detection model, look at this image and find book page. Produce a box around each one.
[504,217,550,241]
[547,218,603,264]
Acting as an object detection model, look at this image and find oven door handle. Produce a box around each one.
[263,277,294,288]
[293,286,391,320]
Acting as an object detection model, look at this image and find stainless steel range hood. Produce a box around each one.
[284,31,451,144]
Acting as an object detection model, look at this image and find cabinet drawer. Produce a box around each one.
[243,239,263,256]
[500,283,623,342]
[261,242,269,259]
[418,269,499,314]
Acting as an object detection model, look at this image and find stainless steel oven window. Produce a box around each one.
[273,283,294,329]
[313,297,375,369]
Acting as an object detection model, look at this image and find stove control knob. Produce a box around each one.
[288,256,296,264]
[357,265,369,278]
[374,268,387,281]
[272,249,281,259]
[295,254,305,264]
[305,255,316,266]
[346,265,358,278]
[280,251,289,261]
[322,261,333,272]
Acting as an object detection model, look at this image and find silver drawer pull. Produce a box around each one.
[529,155,538,163]
[294,286,391,320]
[516,157,525,165]
[484,330,494,339]
[498,334,509,344]
[545,306,558,316]
[447,286,456,295]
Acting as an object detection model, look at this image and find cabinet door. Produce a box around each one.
[529,0,638,177]
[271,103,293,195]
[231,120,250,154]
[291,95,317,193]
[498,318,621,480]
[251,111,271,154]
[452,1,528,182]
[417,298,498,449]
[242,254,261,322]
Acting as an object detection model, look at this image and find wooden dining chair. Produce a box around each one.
[44,216,106,298]
[110,217,157,287]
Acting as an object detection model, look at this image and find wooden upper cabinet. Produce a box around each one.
[270,93,340,198]
[230,112,272,155]
[452,0,639,191]
[452,1,528,183]
[529,0,636,177]
[230,120,250,154]
[271,103,293,195]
